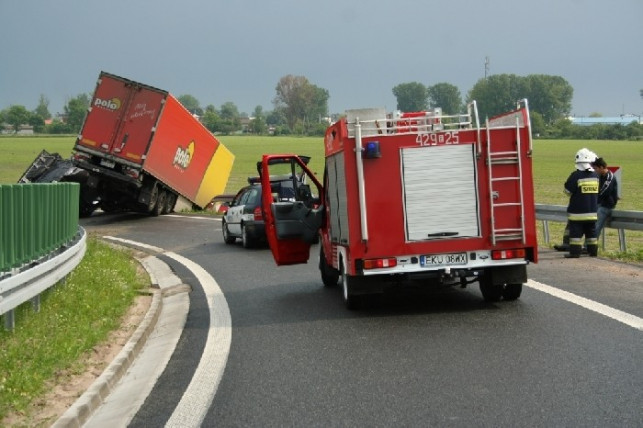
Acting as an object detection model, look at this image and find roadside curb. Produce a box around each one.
[51,258,165,428]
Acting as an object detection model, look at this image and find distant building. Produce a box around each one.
[570,115,641,126]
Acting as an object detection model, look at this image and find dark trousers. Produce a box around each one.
[568,220,598,257]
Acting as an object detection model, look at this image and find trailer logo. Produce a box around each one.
[94,97,121,111]
[173,141,195,170]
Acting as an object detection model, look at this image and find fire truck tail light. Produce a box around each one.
[253,206,263,221]
[491,248,527,260]
[363,257,397,270]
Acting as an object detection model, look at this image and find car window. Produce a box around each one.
[231,188,246,206]
[239,189,252,205]
[246,187,260,206]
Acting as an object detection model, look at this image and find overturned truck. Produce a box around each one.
[21,71,234,216]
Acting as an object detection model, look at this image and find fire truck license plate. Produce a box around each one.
[420,253,467,267]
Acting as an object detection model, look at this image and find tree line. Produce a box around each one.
[1,74,641,139]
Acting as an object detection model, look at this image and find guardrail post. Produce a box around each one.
[618,229,626,252]
[4,310,15,331]
[541,220,550,244]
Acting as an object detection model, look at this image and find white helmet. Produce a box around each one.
[575,148,597,171]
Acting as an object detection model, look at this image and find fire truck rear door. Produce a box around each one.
[260,155,323,265]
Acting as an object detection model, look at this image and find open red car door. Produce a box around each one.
[260,154,324,265]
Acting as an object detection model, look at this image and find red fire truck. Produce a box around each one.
[259,101,538,308]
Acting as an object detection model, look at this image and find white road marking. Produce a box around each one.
[526,279,643,331]
[102,236,231,426]
[164,252,231,427]
[165,214,221,221]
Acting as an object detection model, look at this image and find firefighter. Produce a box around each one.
[563,148,599,258]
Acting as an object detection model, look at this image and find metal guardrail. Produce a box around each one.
[536,204,643,251]
[0,182,82,330]
[0,228,86,330]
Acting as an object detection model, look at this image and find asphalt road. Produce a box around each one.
[81,212,643,427]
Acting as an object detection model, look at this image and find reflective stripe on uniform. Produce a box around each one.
[568,213,598,221]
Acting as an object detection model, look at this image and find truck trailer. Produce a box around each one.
[20,71,234,217]
[258,100,538,308]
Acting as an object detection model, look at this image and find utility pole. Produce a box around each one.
[484,56,490,79]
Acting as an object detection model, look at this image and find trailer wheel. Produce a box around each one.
[222,220,236,244]
[341,260,361,310]
[479,276,503,302]
[163,192,176,214]
[152,190,166,216]
[319,246,339,287]
[502,283,523,301]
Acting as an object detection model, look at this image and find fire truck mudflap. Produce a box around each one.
[260,100,538,309]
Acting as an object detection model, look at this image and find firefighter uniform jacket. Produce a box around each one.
[564,170,599,221]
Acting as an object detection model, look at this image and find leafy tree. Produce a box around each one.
[392,82,428,112]
[248,105,267,134]
[177,94,202,115]
[273,75,329,132]
[28,112,45,133]
[467,74,572,124]
[523,75,572,124]
[216,101,241,134]
[5,105,30,132]
[65,94,90,133]
[427,83,462,114]
[34,94,51,120]
[201,110,220,132]
[466,74,525,120]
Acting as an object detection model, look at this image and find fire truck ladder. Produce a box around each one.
[486,117,526,245]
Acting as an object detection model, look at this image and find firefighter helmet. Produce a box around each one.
[575,148,597,171]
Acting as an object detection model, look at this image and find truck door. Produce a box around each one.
[78,73,164,165]
[260,155,324,265]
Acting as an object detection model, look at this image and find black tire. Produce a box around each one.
[222,220,236,244]
[502,283,523,301]
[163,192,176,214]
[341,260,361,310]
[241,223,253,248]
[319,245,339,287]
[146,182,159,213]
[152,190,166,216]
[479,276,503,302]
[79,201,95,218]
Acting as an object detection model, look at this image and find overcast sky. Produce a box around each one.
[1,0,641,118]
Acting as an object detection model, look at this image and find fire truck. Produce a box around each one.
[259,100,538,308]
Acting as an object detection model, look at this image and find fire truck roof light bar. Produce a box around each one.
[354,119,369,242]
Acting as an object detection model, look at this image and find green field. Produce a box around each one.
[2,135,640,209]
[1,135,641,258]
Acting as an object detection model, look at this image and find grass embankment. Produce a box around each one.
[0,237,148,423]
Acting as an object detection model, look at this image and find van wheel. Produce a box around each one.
[319,246,339,287]
[502,283,523,301]
[341,261,360,310]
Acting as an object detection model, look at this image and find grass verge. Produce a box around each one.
[0,236,149,422]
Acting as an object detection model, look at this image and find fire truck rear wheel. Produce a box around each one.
[502,283,522,300]
[341,261,361,310]
[479,277,503,302]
